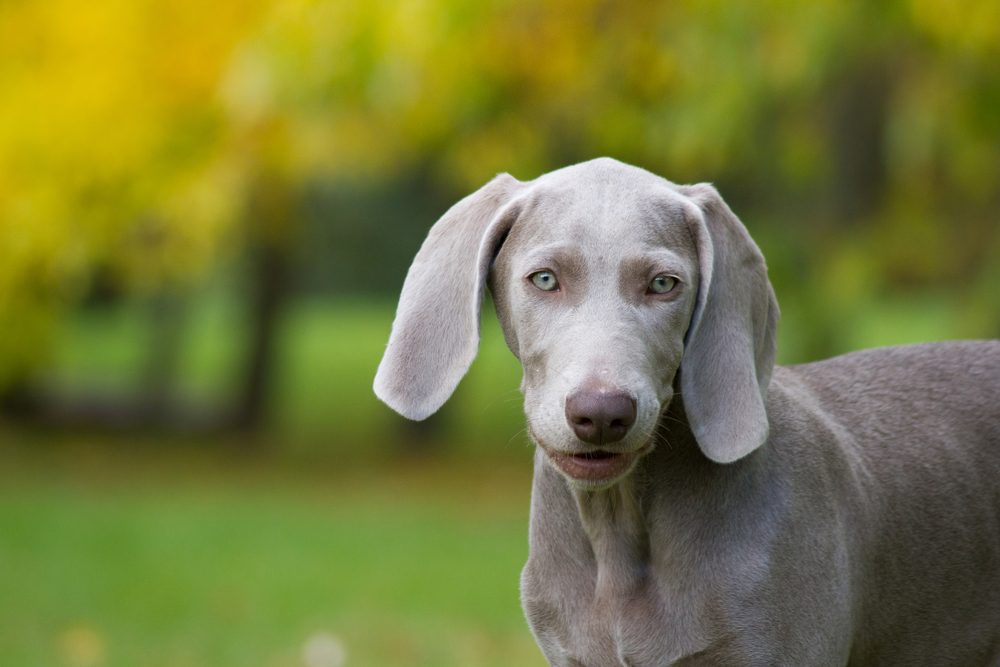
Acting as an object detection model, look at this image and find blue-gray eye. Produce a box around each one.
[529,270,559,292]
[648,274,678,294]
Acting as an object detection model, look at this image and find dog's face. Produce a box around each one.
[489,167,700,488]
[374,158,778,477]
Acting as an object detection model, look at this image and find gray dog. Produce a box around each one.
[374,158,1000,666]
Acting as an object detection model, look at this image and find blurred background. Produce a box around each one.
[1,0,998,665]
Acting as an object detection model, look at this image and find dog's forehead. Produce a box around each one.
[515,159,693,251]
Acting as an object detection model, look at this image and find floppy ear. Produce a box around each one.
[374,173,525,420]
[678,183,779,464]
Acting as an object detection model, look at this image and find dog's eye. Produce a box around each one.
[648,274,678,295]
[529,270,559,292]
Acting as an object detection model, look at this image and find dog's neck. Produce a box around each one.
[525,395,789,661]
[571,475,651,601]
[554,397,738,600]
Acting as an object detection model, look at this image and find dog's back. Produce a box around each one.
[774,340,1000,665]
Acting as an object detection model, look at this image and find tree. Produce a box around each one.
[1,0,997,428]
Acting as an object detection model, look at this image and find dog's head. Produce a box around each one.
[374,158,778,487]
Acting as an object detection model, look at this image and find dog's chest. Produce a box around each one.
[522,558,713,667]
[521,467,721,665]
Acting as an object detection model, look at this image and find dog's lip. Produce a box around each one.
[543,446,642,483]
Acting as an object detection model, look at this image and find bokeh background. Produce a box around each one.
[1,1,998,665]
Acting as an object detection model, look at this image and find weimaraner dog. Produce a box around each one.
[373,158,1000,666]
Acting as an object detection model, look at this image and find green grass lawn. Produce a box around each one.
[0,439,545,667]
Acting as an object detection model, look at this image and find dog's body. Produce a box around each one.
[374,158,1000,666]
[524,343,1000,666]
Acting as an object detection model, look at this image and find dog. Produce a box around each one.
[374,158,1000,666]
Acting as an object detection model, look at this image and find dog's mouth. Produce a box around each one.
[544,447,640,485]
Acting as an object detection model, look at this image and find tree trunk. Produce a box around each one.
[827,59,891,224]
[230,174,295,434]
[139,289,187,426]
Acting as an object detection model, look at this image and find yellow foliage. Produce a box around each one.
[0,0,270,375]
[910,0,1000,56]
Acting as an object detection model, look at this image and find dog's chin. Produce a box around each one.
[539,440,653,489]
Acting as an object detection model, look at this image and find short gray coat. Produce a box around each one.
[374,158,1000,666]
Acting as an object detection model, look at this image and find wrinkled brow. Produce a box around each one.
[516,244,586,276]
[618,249,691,279]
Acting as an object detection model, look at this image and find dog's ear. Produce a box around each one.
[374,174,525,420]
[678,183,779,464]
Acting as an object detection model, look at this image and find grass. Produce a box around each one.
[0,439,545,667]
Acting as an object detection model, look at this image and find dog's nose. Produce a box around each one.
[565,389,637,445]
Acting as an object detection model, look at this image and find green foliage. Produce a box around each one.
[1,0,998,390]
